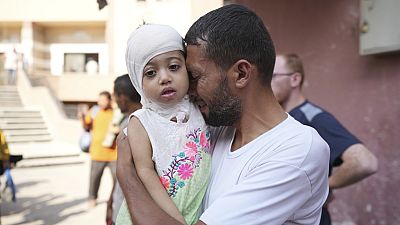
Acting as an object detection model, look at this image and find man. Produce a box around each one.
[106,74,141,225]
[4,47,18,85]
[79,91,116,208]
[117,4,330,224]
[271,53,378,225]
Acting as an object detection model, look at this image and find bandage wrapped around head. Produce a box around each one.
[125,24,189,121]
[126,24,184,106]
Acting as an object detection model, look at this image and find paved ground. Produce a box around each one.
[0,154,114,225]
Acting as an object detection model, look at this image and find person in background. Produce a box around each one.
[78,91,117,208]
[106,74,141,225]
[271,53,378,225]
[4,47,18,85]
[0,128,10,177]
[85,58,99,75]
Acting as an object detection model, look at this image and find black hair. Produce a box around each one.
[99,90,112,100]
[185,4,276,84]
[113,74,141,103]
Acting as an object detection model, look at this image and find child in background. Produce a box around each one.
[116,24,211,225]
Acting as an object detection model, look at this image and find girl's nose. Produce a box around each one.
[159,70,172,85]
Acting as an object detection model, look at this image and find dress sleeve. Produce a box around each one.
[200,161,312,225]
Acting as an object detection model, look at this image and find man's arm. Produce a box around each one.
[309,113,378,190]
[329,143,378,189]
[106,180,116,224]
[116,132,205,225]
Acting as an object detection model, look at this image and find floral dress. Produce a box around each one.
[116,103,211,225]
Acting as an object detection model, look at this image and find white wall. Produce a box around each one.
[0,0,107,22]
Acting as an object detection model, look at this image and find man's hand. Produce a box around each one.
[106,193,113,224]
[116,132,136,184]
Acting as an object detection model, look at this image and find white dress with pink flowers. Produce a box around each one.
[116,102,211,225]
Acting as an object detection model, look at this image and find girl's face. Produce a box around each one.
[142,50,189,106]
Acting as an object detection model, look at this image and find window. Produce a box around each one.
[64,53,99,73]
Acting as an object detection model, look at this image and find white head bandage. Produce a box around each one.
[125,24,189,121]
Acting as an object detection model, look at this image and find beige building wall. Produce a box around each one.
[107,0,223,76]
[0,0,223,102]
[0,0,107,22]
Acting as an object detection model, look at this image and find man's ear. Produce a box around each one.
[290,72,302,88]
[231,59,252,88]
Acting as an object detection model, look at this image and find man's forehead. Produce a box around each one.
[186,44,208,69]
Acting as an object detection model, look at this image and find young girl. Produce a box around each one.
[116,24,211,225]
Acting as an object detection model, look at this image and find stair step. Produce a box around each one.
[7,132,51,137]
[0,112,42,118]
[17,155,85,168]
[0,108,39,112]
[3,129,50,135]
[7,135,52,143]
[0,92,19,96]
[0,102,23,106]
[0,123,48,129]
[0,100,21,103]
[0,95,21,98]
[0,118,46,124]
[0,88,18,91]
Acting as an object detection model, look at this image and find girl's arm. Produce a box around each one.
[127,117,186,224]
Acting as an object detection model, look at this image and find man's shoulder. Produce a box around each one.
[291,101,324,121]
[269,117,329,167]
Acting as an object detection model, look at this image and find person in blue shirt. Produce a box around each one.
[271,53,379,225]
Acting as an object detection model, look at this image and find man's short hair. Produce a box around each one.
[114,74,141,103]
[280,54,305,87]
[185,4,276,85]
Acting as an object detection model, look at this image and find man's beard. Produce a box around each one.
[205,77,242,127]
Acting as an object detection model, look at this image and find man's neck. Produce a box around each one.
[231,88,287,152]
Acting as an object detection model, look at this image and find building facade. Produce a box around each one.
[0,0,222,103]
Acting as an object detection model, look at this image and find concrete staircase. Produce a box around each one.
[0,86,52,144]
[0,85,84,167]
[0,85,23,107]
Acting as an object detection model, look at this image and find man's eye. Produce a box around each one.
[170,64,180,71]
[144,70,156,77]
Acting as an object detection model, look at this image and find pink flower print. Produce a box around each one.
[160,176,170,190]
[200,132,210,150]
[185,142,198,160]
[178,163,193,180]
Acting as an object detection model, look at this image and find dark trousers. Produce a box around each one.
[320,207,331,225]
[89,160,116,200]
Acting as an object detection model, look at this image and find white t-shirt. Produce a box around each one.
[200,116,330,225]
[4,50,18,70]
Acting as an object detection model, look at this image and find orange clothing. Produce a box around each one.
[84,107,117,161]
[0,129,10,161]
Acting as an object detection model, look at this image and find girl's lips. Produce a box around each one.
[161,87,177,97]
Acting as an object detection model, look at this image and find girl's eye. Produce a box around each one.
[144,70,156,77]
[170,64,180,71]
